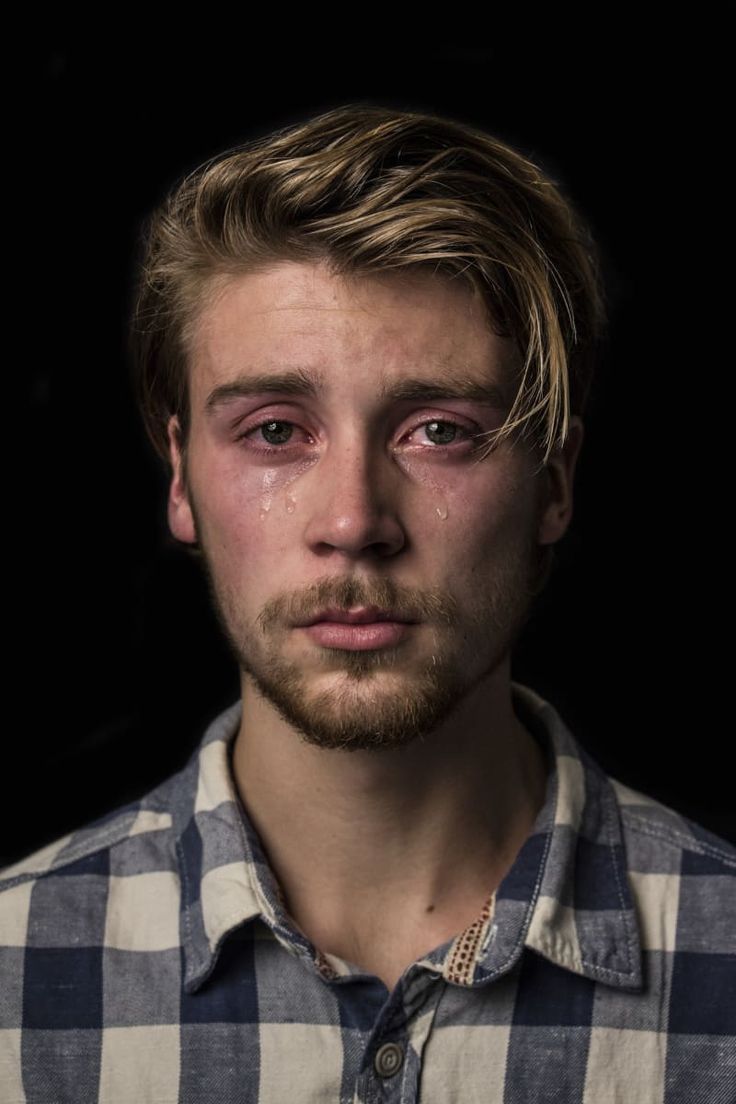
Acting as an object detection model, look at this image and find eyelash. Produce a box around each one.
[236,417,478,456]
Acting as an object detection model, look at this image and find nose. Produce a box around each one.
[301,434,407,559]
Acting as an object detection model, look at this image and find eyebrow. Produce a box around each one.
[204,368,510,414]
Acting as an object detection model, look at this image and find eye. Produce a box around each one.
[420,420,461,446]
[236,415,476,455]
[257,420,295,446]
[236,419,309,453]
[404,417,478,450]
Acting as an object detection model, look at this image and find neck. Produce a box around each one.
[230,664,548,978]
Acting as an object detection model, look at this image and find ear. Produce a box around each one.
[167,415,198,544]
[536,416,585,546]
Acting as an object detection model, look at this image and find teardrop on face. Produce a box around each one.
[285,493,297,514]
[436,505,449,520]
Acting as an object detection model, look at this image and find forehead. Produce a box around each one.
[187,260,518,406]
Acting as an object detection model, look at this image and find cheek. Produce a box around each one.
[192,444,536,570]
[192,457,303,573]
[210,452,317,516]
[445,480,539,590]
[399,452,534,540]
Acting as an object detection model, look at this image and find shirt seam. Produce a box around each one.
[177,835,198,978]
[621,811,736,867]
[0,810,172,893]
[473,796,556,985]
[602,777,639,978]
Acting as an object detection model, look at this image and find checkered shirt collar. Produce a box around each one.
[172,682,644,994]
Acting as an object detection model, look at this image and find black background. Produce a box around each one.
[7,33,732,865]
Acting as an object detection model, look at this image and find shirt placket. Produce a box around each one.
[349,965,447,1104]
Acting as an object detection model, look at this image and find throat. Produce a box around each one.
[289,888,496,993]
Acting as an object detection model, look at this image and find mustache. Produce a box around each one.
[256,575,459,634]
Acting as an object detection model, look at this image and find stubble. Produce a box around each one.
[192,521,545,754]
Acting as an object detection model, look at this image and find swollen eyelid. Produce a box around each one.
[239,420,306,448]
[238,416,479,451]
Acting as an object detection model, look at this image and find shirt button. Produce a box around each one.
[374,1041,404,1078]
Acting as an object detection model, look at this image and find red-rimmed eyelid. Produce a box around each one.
[404,415,476,442]
[234,411,480,449]
[240,419,312,447]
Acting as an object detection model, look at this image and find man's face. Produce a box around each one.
[167,261,580,752]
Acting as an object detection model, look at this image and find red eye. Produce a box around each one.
[237,419,311,453]
[235,414,478,456]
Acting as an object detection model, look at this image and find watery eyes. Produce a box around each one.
[239,418,474,453]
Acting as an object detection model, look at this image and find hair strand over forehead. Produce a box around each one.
[128,102,608,473]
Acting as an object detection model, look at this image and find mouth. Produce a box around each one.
[294,607,419,651]
[296,606,417,628]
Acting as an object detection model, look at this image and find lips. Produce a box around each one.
[299,606,414,627]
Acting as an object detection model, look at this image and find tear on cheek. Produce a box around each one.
[396,452,491,499]
[395,452,453,486]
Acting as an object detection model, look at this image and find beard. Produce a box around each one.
[189,506,549,754]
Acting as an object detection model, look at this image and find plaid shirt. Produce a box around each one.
[1,682,734,1104]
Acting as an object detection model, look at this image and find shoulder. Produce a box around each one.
[0,774,182,946]
[607,775,735,1036]
[609,774,736,873]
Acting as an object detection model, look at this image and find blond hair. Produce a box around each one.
[129,103,607,472]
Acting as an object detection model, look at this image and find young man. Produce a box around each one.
[2,104,733,1103]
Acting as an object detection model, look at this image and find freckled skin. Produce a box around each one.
[166,260,582,752]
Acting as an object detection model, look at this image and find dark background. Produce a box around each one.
[7,34,732,866]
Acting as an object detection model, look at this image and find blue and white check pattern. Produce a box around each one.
[1,681,734,1102]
